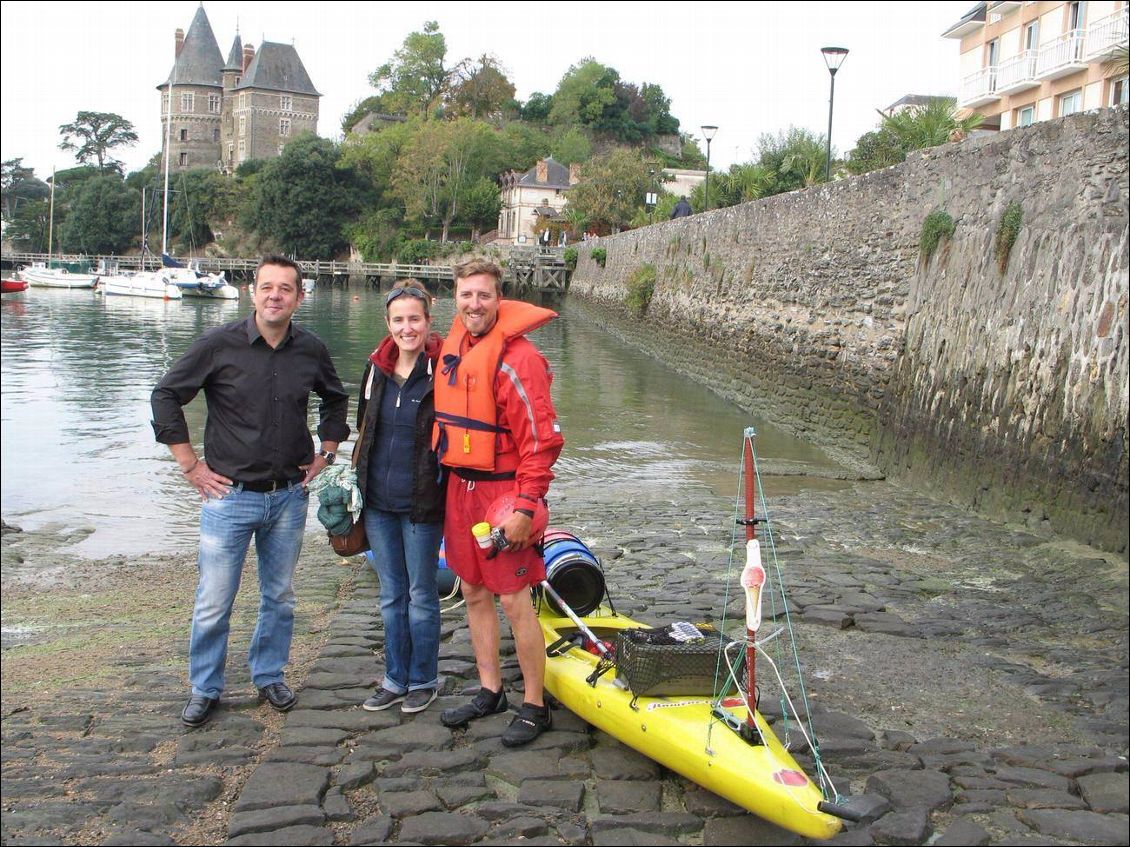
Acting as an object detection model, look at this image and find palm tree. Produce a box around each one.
[1104,43,1129,77]
[879,98,984,151]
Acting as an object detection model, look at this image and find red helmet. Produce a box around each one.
[485,492,549,540]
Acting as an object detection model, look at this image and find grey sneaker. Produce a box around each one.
[402,688,437,714]
[362,689,405,711]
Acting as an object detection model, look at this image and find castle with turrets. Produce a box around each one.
[158,4,320,173]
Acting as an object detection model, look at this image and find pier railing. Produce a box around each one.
[1,250,568,291]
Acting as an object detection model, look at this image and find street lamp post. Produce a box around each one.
[700,125,718,210]
[820,47,849,182]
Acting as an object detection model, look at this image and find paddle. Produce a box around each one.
[539,579,613,659]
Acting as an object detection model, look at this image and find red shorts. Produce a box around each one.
[444,475,546,595]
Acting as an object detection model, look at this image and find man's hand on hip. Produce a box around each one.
[185,460,232,501]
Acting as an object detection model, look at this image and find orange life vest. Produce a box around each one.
[434,300,557,472]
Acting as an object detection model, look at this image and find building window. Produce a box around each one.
[179,152,189,167]
[280,94,293,111]
[208,94,221,113]
[180,92,194,112]
[213,128,221,142]
[280,118,291,137]
[1067,1,1086,31]
[228,142,234,161]
[239,115,246,137]
[1112,77,1129,106]
[162,93,170,116]
[278,143,286,155]
[1024,21,1039,51]
[1018,106,1035,127]
[235,76,241,86]
[1059,89,1082,116]
[179,128,188,142]
[238,139,246,160]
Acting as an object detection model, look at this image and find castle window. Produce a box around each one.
[208,94,221,113]
[180,92,194,112]
[238,139,246,160]
[213,128,221,142]
[280,118,291,137]
[179,152,189,167]
[179,128,188,142]
[239,115,246,137]
[280,94,293,111]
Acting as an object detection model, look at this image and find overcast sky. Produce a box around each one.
[1,1,972,180]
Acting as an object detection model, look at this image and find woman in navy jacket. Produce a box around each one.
[354,279,446,713]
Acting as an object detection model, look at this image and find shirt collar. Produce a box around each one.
[245,313,297,346]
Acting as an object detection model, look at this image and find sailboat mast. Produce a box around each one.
[48,167,56,261]
[162,70,174,256]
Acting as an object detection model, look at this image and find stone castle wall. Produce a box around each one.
[568,107,1128,553]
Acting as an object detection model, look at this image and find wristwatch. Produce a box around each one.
[318,449,336,465]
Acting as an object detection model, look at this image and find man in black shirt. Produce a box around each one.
[152,255,349,727]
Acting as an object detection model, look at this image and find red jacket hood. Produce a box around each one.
[370,331,444,377]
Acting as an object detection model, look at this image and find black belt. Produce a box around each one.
[237,477,303,492]
[452,468,517,482]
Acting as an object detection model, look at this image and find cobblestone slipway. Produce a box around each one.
[2,476,1126,845]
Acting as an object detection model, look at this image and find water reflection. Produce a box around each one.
[1,286,847,560]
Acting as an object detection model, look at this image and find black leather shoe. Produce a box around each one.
[181,693,218,727]
[258,681,297,712]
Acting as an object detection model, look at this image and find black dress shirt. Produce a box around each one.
[151,314,350,482]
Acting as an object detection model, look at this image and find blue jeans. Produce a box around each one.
[365,510,442,693]
[189,483,308,698]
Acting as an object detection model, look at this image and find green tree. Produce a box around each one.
[460,176,502,241]
[878,98,984,150]
[519,92,553,123]
[57,174,139,254]
[448,55,516,120]
[566,148,660,232]
[847,99,984,176]
[6,199,50,252]
[244,133,371,258]
[369,21,451,117]
[346,207,403,262]
[1,158,49,221]
[58,111,139,173]
[550,127,593,166]
[753,127,829,195]
[341,95,387,134]
[167,169,242,251]
[550,59,619,128]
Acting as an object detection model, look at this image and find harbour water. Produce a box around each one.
[0,285,848,559]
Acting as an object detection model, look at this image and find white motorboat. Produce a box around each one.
[163,261,240,300]
[96,268,183,300]
[302,278,316,294]
[20,261,98,289]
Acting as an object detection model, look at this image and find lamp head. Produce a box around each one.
[821,46,849,74]
[700,124,719,142]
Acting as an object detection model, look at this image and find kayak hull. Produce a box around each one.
[539,607,842,840]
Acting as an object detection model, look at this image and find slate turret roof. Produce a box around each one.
[224,33,244,71]
[235,42,320,96]
[158,5,224,89]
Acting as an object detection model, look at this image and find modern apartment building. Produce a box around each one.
[945,1,1128,131]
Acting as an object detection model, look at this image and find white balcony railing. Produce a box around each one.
[1036,29,1087,78]
[995,50,1039,94]
[1085,8,1129,60]
[960,66,1000,107]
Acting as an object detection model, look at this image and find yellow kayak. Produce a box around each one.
[539,605,843,841]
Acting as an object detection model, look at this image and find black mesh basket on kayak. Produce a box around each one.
[614,623,740,708]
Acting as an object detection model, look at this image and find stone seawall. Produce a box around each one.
[568,107,1129,553]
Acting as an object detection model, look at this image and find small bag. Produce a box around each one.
[328,402,369,557]
[330,516,368,557]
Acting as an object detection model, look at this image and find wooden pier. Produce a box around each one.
[0,247,570,294]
